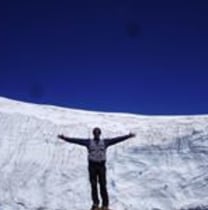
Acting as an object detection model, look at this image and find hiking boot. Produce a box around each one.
[101,206,110,210]
[90,204,99,210]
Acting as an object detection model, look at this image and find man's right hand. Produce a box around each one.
[57,134,65,139]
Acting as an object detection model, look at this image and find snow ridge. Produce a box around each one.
[0,97,208,210]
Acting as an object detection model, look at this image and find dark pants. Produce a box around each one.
[88,161,109,207]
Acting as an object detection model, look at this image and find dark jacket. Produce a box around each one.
[61,134,133,162]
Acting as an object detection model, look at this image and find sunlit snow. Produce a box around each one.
[0,97,207,210]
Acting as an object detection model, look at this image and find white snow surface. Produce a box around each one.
[0,97,208,210]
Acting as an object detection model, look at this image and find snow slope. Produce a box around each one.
[0,97,208,210]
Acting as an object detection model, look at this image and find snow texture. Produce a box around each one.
[0,97,208,210]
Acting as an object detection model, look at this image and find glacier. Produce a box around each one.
[0,97,208,210]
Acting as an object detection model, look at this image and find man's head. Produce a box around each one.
[93,127,101,139]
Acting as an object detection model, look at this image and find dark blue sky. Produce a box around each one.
[1,0,208,115]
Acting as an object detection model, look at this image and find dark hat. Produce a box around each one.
[93,127,102,135]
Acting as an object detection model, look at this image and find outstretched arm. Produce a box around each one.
[105,133,136,147]
[58,134,89,147]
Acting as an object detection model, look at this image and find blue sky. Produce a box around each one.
[1,0,208,115]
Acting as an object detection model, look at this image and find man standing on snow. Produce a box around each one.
[58,127,136,210]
